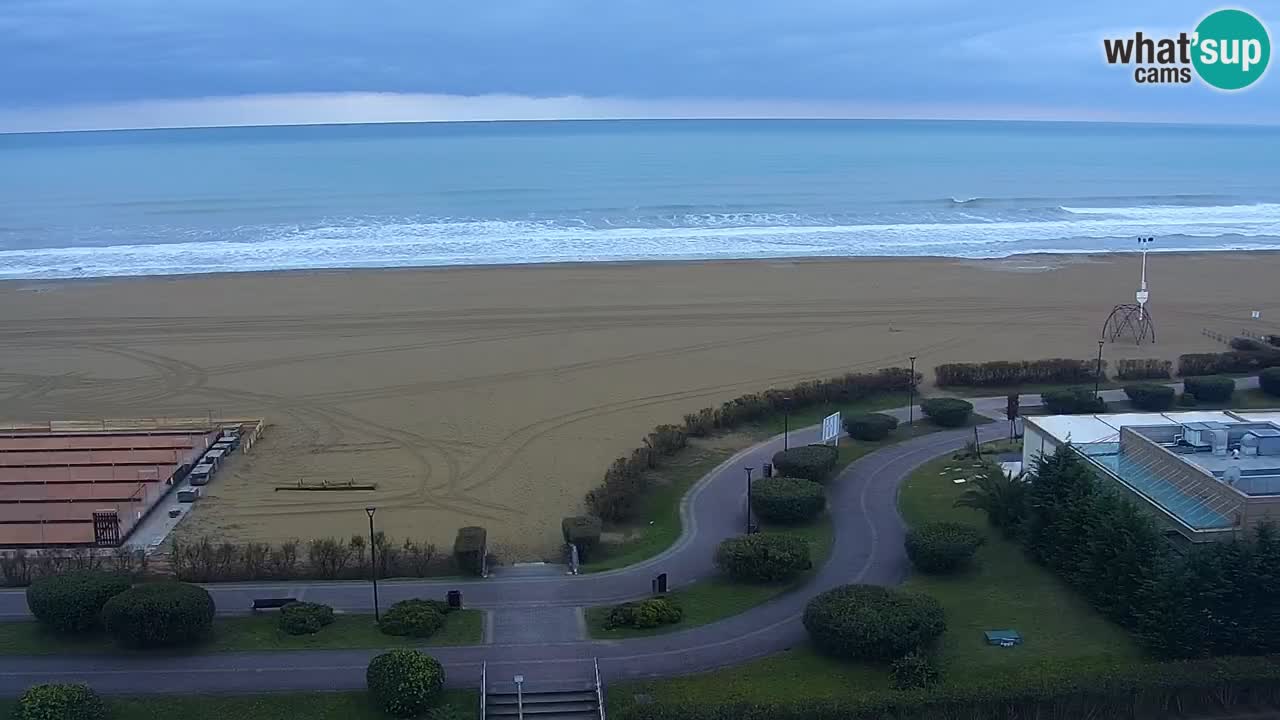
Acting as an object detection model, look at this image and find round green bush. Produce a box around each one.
[379,599,446,638]
[605,597,683,630]
[1040,387,1106,415]
[750,477,825,524]
[279,601,335,636]
[714,533,811,582]
[844,413,899,441]
[101,581,215,649]
[920,398,973,427]
[14,683,107,720]
[366,649,446,718]
[1184,375,1235,402]
[803,584,946,662]
[1123,383,1176,411]
[1260,368,1280,397]
[25,571,130,635]
[890,652,941,690]
[904,521,986,574]
[771,444,839,483]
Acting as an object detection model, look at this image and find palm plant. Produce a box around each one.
[953,464,1026,537]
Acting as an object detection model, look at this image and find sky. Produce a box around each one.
[0,0,1274,132]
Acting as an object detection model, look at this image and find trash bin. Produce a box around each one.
[652,573,668,594]
[447,589,462,609]
[763,463,773,478]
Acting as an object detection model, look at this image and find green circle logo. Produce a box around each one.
[1193,9,1271,90]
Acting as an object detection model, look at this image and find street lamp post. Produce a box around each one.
[782,397,792,451]
[365,506,380,621]
[908,356,917,427]
[1095,340,1105,399]
[745,466,755,534]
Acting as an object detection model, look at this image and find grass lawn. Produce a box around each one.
[0,609,483,655]
[607,437,1138,711]
[585,516,833,639]
[0,690,477,720]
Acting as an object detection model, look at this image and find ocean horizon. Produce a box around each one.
[2,118,1278,280]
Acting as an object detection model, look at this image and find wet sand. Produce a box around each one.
[0,253,1273,559]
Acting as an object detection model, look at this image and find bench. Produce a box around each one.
[251,597,297,611]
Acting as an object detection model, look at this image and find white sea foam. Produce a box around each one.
[2,203,1279,279]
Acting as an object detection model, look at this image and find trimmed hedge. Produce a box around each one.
[604,597,683,630]
[1262,367,1280,397]
[934,358,1101,387]
[14,683,107,720]
[919,398,972,428]
[366,649,445,718]
[1124,383,1176,411]
[1184,376,1235,402]
[1115,358,1172,381]
[1178,350,1280,377]
[561,515,603,562]
[802,584,945,662]
[101,581,215,649]
[714,534,811,582]
[616,656,1280,720]
[279,601,335,635]
[25,571,130,635]
[588,367,916,522]
[904,522,985,574]
[379,599,446,638]
[1040,387,1106,415]
[843,413,899,441]
[750,477,825,524]
[452,527,486,577]
[771,445,838,483]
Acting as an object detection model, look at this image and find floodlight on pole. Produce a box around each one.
[908,356,917,427]
[744,466,755,534]
[1136,237,1153,321]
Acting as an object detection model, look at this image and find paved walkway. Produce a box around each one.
[0,376,1262,695]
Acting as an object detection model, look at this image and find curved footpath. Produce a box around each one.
[0,378,1258,696]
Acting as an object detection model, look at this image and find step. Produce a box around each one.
[487,690,597,705]
[486,713,599,720]
[485,700,599,716]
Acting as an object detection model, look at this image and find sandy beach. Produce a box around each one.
[0,252,1274,559]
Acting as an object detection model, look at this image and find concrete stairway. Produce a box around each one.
[485,680,602,720]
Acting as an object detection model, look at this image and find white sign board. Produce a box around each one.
[1253,310,1262,320]
[822,412,841,446]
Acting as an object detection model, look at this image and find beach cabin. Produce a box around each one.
[188,463,214,486]
[202,449,226,467]
[177,489,200,503]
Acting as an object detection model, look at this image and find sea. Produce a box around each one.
[1,119,1278,280]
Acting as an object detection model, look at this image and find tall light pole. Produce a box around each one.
[744,466,755,534]
[365,506,380,621]
[782,397,792,451]
[908,356,917,427]
[1095,340,1105,400]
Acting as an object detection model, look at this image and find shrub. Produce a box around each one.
[279,601,335,635]
[1262,368,1280,397]
[771,445,838,483]
[843,413,899,441]
[750,477,825,524]
[25,571,130,635]
[561,515,603,562]
[934,358,1100,387]
[803,584,945,662]
[1231,336,1267,352]
[453,526,487,576]
[1040,387,1106,415]
[604,597,682,630]
[101,581,215,649]
[1184,375,1235,402]
[1178,350,1280,377]
[1116,358,1172,380]
[890,652,940,690]
[1178,392,1198,407]
[366,649,445,718]
[13,683,107,720]
[379,599,446,638]
[714,534,811,582]
[1123,383,1176,411]
[904,521,985,574]
[919,398,972,427]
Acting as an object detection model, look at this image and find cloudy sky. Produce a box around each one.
[0,0,1274,132]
